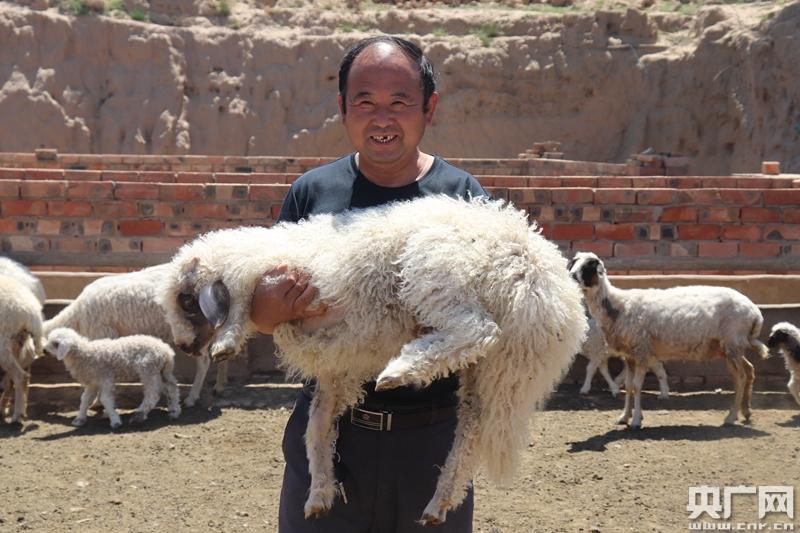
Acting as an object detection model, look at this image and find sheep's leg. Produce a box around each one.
[648,358,670,400]
[375,308,499,391]
[184,353,211,407]
[579,357,602,395]
[723,357,745,425]
[73,386,98,426]
[599,358,621,397]
[629,363,647,429]
[1,374,12,418]
[304,379,345,519]
[8,367,27,424]
[740,357,754,422]
[616,358,635,425]
[131,374,161,424]
[788,375,800,407]
[162,371,182,420]
[614,360,627,388]
[98,381,122,430]
[213,360,228,397]
[421,367,479,525]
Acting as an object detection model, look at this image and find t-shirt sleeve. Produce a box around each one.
[278,182,304,223]
[465,175,489,199]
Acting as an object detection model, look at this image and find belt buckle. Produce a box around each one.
[350,407,393,431]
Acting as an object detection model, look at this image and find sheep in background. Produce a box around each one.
[44,328,181,429]
[44,264,228,407]
[766,322,800,407]
[569,252,767,428]
[580,317,670,399]
[0,274,44,425]
[0,256,46,306]
[160,195,587,524]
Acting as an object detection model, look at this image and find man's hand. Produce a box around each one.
[249,265,326,334]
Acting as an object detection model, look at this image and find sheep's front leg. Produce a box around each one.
[788,374,800,407]
[8,368,28,424]
[421,367,479,525]
[599,358,621,397]
[184,353,210,407]
[304,379,344,519]
[73,386,98,426]
[214,360,229,396]
[616,358,635,425]
[375,307,499,391]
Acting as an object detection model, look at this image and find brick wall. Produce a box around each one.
[1,165,798,272]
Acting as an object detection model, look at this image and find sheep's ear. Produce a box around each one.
[199,280,230,329]
[56,342,70,361]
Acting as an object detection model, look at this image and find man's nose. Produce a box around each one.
[372,105,394,127]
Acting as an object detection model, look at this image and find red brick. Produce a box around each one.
[0,168,24,179]
[215,172,254,184]
[659,207,698,223]
[677,225,720,240]
[5,235,48,252]
[698,207,740,223]
[165,221,206,237]
[50,238,95,253]
[21,180,66,199]
[508,188,551,206]
[250,184,291,202]
[141,237,187,253]
[698,242,738,257]
[784,209,800,224]
[764,225,800,241]
[667,177,702,189]
[176,172,214,184]
[678,190,721,205]
[740,207,781,223]
[63,170,103,182]
[615,207,656,223]
[0,180,21,198]
[35,219,62,235]
[718,189,761,206]
[595,189,635,205]
[571,241,613,257]
[94,202,138,218]
[632,177,666,188]
[48,201,93,217]
[528,177,562,188]
[597,177,631,188]
[214,184,250,201]
[701,177,738,188]
[0,219,18,233]
[183,204,229,218]
[487,176,528,187]
[159,183,208,202]
[97,237,143,253]
[67,181,114,199]
[722,226,762,240]
[596,224,636,240]
[637,190,676,205]
[580,206,604,222]
[118,220,163,237]
[613,242,655,257]
[2,200,47,216]
[138,171,176,183]
[115,183,159,200]
[22,169,64,181]
[84,220,113,235]
[552,188,594,204]
[551,223,594,240]
[764,189,800,205]
[561,177,597,188]
[102,170,140,182]
[739,243,781,258]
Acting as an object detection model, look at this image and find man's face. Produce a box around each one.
[338,43,438,172]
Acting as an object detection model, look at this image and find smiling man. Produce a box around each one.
[250,35,486,532]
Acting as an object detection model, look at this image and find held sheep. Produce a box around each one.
[44,328,181,429]
[159,195,587,524]
[44,264,228,407]
[580,317,670,399]
[568,252,768,428]
[0,274,44,424]
[766,322,800,407]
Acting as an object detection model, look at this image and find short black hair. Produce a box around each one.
[338,35,436,114]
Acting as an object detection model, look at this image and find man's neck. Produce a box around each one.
[355,152,434,188]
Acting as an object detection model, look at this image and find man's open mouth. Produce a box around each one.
[370,134,398,144]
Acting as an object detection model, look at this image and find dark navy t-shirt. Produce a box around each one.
[278,153,488,408]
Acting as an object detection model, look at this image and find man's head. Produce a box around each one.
[337,36,440,180]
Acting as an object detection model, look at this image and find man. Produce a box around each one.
[250,35,487,532]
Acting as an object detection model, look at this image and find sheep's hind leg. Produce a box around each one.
[788,375,800,407]
[98,381,122,430]
[723,356,745,425]
[131,374,161,424]
[648,358,670,400]
[740,357,754,422]
[303,378,346,519]
[600,358,621,397]
[375,307,499,391]
[580,357,602,395]
[162,372,182,420]
[421,367,480,526]
[73,386,98,426]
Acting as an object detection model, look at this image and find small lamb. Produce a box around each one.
[44,328,181,429]
[160,195,587,524]
[766,322,800,407]
[569,251,767,428]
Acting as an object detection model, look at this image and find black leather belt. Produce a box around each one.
[347,405,457,431]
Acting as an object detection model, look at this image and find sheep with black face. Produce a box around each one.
[766,322,800,407]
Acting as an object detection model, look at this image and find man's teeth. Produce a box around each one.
[372,135,396,143]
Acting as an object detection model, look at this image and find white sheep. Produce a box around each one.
[0,274,44,424]
[580,317,670,399]
[568,251,768,428]
[44,264,228,407]
[0,256,46,305]
[766,322,800,407]
[44,327,181,429]
[159,195,587,524]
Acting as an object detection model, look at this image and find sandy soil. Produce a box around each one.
[1,380,798,532]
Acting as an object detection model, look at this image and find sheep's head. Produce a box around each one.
[44,327,81,361]
[161,256,234,360]
[568,252,607,292]
[767,322,800,362]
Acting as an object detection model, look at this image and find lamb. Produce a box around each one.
[766,322,800,407]
[159,195,587,524]
[0,274,44,425]
[579,317,670,399]
[44,327,181,429]
[568,251,768,428]
[44,264,228,407]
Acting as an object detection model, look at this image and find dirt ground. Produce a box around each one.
[1,379,798,533]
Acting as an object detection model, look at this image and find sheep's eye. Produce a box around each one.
[178,293,201,314]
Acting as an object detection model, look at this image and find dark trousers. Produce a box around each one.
[278,391,474,533]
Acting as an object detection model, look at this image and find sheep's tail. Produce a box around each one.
[43,299,82,336]
[749,314,769,360]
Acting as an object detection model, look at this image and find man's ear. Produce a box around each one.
[425,91,439,125]
[337,93,345,121]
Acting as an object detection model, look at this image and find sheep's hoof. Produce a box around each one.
[420,499,450,525]
[657,393,670,400]
[72,416,87,427]
[130,411,148,424]
[168,409,181,420]
[615,415,629,425]
[210,346,236,363]
[579,387,590,395]
[303,492,334,519]
[183,396,198,408]
[110,421,122,430]
[374,374,405,392]
[723,414,738,426]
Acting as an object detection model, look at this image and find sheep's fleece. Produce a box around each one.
[160,195,587,523]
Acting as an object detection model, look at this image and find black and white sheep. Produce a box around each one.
[766,322,800,407]
[569,251,768,428]
[44,327,181,429]
[159,195,587,524]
